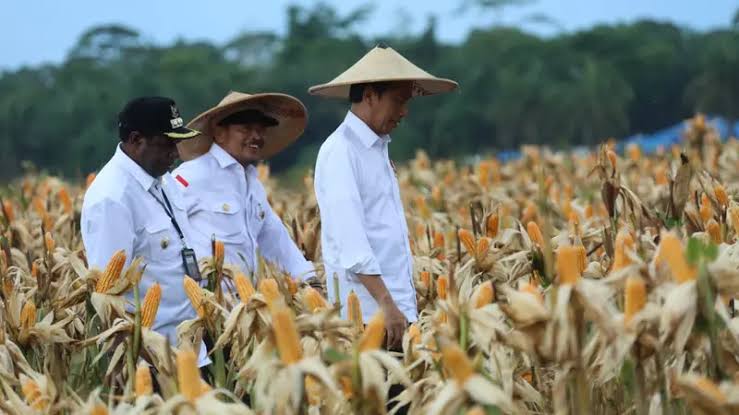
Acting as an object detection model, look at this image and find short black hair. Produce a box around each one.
[349,82,396,103]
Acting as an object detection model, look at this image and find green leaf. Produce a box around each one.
[686,237,703,266]
[322,347,350,364]
[704,243,719,262]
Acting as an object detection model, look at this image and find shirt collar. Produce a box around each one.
[344,110,391,148]
[209,143,240,169]
[113,144,159,192]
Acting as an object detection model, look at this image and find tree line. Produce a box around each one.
[1,2,737,181]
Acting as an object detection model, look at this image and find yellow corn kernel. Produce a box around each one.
[141,283,161,328]
[303,287,328,313]
[458,228,476,256]
[433,231,445,260]
[271,307,302,364]
[693,376,726,403]
[471,281,494,308]
[96,250,126,293]
[234,273,255,303]
[700,193,713,223]
[213,240,224,271]
[135,364,153,397]
[437,275,448,300]
[706,219,721,245]
[527,221,544,247]
[44,232,55,253]
[21,377,47,410]
[611,229,635,271]
[2,200,14,222]
[656,232,697,283]
[557,245,582,285]
[441,343,474,384]
[347,290,363,329]
[714,185,729,208]
[183,277,206,318]
[485,213,499,238]
[358,311,385,352]
[521,202,537,224]
[20,301,36,331]
[624,275,646,325]
[258,278,281,307]
[177,349,203,402]
[58,187,73,215]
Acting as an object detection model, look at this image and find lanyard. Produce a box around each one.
[149,187,188,248]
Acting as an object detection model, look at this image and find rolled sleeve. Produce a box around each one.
[315,143,381,276]
[81,199,135,269]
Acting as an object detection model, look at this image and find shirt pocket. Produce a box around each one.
[247,197,267,237]
[196,197,246,244]
[144,218,181,261]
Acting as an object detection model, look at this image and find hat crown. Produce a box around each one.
[218,91,254,107]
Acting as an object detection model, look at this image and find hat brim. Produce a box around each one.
[177,93,307,162]
[164,126,201,140]
[308,77,458,99]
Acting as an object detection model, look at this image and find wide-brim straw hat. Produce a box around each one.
[177,92,307,161]
[308,44,459,98]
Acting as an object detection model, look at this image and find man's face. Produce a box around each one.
[365,83,413,136]
[214,122,268,165]
[130,133,179,177]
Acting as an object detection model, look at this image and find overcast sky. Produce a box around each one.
[3,0,737,70]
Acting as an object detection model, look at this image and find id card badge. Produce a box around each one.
[181,248,202,281]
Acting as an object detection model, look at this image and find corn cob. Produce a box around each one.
[408,323,421,347]
[258,278,281,307]
[700,193,713,223]
[339,376,353,398]
[656,231,697,283]
[584,203,594,219]
[44,232,55,253]
[90,404,108,415]
[302,287,328,313]
[624,275,646,325]
[2,200,14,222]
[21,300,36,329]
[213,239,224,271]
[21,377,47,410]
[519,282,544,303]
[358,311,385,352]
[58,186,73,215]
[471,281,494,308]
[521,202,537,224]
[611,229,634,271]
[135,364,153,396]
[419,271,431,289]
[86,172,97,189]
[286,276,298,296]
[714,185,729,208]
[347,290,363,329]
[606,149,617,170]
[271,307,302,364]
[485,213,499,238]
[654,165,669,186]
[693,376,726,403]
[437,275,448,300]
[475,237,490,259]
[527,221,544,247]
[441,343,474,385]
[433,231,445,260]
[458,228,476,256]
[431,186,443,205]
[478,161,490,188]
[95,249,126,293]
[706,219,721,244]
[234,272,255,303]
[628,143,641,162]
[183,277,206,318]
[556,245,582,285]
[141,283,161,328]
[466,407,485,415]
[177,348,203,402]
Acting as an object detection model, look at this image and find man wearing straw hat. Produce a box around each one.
[173,92,315,284]
[310,44,458,351]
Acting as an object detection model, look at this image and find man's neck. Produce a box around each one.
[349,106,381,136]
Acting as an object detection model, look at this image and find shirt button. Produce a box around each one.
[222,203,230,212]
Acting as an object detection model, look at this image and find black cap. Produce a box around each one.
[217,109,279,128]
[118,96,200,140]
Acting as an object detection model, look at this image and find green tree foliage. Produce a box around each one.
[0,3,738,180]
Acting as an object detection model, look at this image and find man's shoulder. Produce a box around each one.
[318,125,356,159]
[172,153,217,188]
[83,160,128,208]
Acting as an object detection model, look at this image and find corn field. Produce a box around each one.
[1,115,738,414]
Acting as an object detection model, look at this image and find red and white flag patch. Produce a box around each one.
[175,174,189,187]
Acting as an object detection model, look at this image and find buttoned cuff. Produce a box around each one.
[347,256,382,276]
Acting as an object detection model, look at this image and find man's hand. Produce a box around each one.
[379,294,407,351]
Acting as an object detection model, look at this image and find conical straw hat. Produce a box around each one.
[308,44,458,98]
[177,91,307,161]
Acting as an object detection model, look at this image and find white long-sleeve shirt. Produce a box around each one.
[314,111,417,323]
[81,145,209,366]
[172,143,314,280]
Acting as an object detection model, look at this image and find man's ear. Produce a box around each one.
[128,131,145,146]
[212,125,226,144]
[363,87,376,105]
